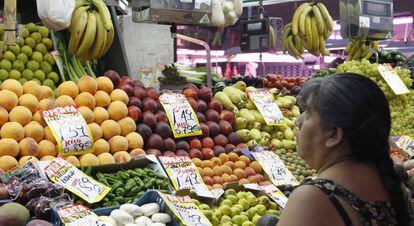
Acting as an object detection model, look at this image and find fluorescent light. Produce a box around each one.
[177,49,225,56]
[393,16,413,25]
[230,53,302,63]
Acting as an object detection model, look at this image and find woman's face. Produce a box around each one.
[295,103,329,169]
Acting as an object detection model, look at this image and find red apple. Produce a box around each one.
[119,76,133,87]
[220,110,235,124]
[146,149,162,157]
[134,87,147,99]
[201,148,215,160]
[176,149,190,157]
[163,151,176,157]
[155,111,168,123]
[120,84,134,96]
[128,105,142,122]
[189,148,203,159]
[128,96,142,108]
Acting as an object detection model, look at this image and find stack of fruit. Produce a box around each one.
[263,74,307,96]
[336,59,414,137]
[0,73,147,171]
[68,0,114,61]
[109,73,244,160]
[193,152,269,189]
[0,23,59,88]
[214,81,316,180]
[194,189,281,226]
[282,2,333,58]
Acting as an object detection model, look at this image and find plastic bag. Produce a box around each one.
[36,0,76,30]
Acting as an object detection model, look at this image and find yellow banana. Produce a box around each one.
[312,5,325,35]
[348,39,361,59]
[70,4,89,32]
[345,39,355,53]
[299,5,313,36]
[98,27,114,58]
[294,35,303,54]
[371,41,379,51]
[311,17,319,54]
[68,9,88,54]
[282,24,292,54]
[269,26,276,49]
[292,2,311,36]
[363,50,373,60]
[317,3,333,32]
[76,12,97,57]
[319,35,329,56]
[352,47,364,60]
[92,0,113,31]
[287,36,303,59]
[305,15,313,52]
[89,12,107,59]
[323,26,332,39]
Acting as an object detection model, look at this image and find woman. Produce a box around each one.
[277,73,413,226]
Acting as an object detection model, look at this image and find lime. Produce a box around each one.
[47,71,59,83]
[9,69,21,80]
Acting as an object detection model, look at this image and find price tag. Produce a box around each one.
[159,156,213,198]
[261,184,288,209]
[247,90,284,125]
[43,158,110,204]
[159,93,202,138]
[161,193,212,226]
[210,188,224,200]
[378,65,410,95]
[252,151,298,186]
[395,135,414,157]
[57,204,105,226]
[41,105,93,155]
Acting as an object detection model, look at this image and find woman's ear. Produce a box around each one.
[325,127,344,148]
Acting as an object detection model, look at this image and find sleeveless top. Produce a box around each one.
[301,178,414,226]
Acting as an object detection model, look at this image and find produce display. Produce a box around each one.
[99,203,172,226]
[345,38,379,61]
[263,74,307,96]
[111,74,244,160]
[214,81,315,180]
[336,59,414,137]
[225,76,264,88]
[194,188,281,226]
[159,64,224,88]
[67,0,114,61]
[193,152,270,189]
[0,23,59,88]
[76,167,171,208]
[370,50,407,67]
[282,2,333,58]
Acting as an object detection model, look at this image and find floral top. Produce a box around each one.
[301,178,413,226]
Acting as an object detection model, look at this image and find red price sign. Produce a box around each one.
[41,105,93,155]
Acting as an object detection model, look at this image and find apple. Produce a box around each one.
[128,105,142,122]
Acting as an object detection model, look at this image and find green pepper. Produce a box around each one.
[112,181,123,191]
[111,201,120,206]
[145,178,156,188]
[125,179,136,191]
[115,188,126,196]
[127,186,141,196]
[96,172,109,186]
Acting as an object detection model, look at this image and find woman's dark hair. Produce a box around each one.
[297,73,411,225]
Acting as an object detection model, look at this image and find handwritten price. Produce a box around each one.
[177,172,201,188]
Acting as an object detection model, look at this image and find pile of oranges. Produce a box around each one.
[193,152,269,189]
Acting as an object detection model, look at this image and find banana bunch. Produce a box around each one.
[345,38,379,61]
[68,0,114,61]
[283,2,333,57]
[282,23,304,59]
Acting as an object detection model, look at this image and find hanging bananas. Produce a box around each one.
[283,2,333,58]
[282,23,304,59]
[345,38,379,61]
[68,0,114,61]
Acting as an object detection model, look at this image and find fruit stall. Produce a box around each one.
[0,0,413,225]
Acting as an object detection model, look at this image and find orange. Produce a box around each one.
[192,158,202,167]
[212,184,223,189]
[245,167,256,177]
[218,153,229,163]
[250,161,262,174]
[203,160,214,168]
[203,176,214,186]
[222,173,232,183]
[211,157,222,166]
[233,168,247,180]
[228,152,239,162]
[203,167,214,177]
[213,165,222,176]
[234,161,247,170]
[224,161,234,169]
[230,174,239,182]
[239,178,250,185]
[221,165,232,175]
[239,155,251,165]
[212,175,224,185]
